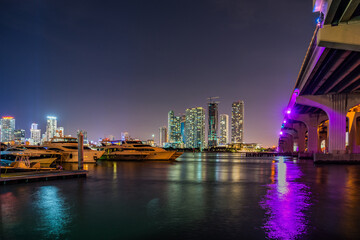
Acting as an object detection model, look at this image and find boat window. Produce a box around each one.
[123,148,155,151]
[47,148,64,151]
[6,148,23,151]
[83,146,92,150]
[125,141,142,144]
[2,154,18,160]
[62,146,79,150]
[26,146,46,150]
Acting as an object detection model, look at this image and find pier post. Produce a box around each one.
[78,132,84,170]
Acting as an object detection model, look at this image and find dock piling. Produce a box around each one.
[78,131,84,170]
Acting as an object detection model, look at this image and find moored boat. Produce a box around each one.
[44,137,105,163]
[100,141,183,161]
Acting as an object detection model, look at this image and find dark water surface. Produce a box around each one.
[1,153,360,240]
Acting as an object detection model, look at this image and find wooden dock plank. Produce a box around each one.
[0,170,88,184]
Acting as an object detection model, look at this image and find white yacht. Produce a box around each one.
[44,137,105,163]
[101,141,183,161]
[1,146,60,167]
[101,145,150,161]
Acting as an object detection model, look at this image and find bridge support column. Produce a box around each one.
[347,112,360,153]
[296,94,360,154]
[288,113,327,154]
[293,122,306,152]
[279,134,294,153]
[307,116,320,153]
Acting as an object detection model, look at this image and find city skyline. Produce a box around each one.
[0,0,318,146]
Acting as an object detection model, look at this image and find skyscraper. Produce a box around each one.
[121,132,129,141]
[219,114,229,145]
[14,129,26,143]
[0,116,15,143]
[168,111,182,148]
[231,101,244,143]
[208,102,218,147]
[46,116,57,141]
[56,127,64,137]
[180,114,186,146]
[159,126,167,147]
[30,123,41,145]
[185,107,205,149]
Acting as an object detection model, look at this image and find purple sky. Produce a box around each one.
[0,0,317,146]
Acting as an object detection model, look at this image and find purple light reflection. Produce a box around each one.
[260,158,311,239]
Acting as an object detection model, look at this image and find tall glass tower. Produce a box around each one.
[46,116,57,141]
[185,107,205,149]
[159,126,167,147]
[219,114,229,145]
[0,116,15,143]
[168,111,182,148]
[231,101,244,143]
[30,123,41,145]
[208,102,218,147]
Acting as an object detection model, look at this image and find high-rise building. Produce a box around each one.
[219,114,229,145]
[14,129,26,143]
[46,116,57,141]
[180,115,186,145]
[1,116,15,143]
[77,130,88,144]
[159,126,167,147]
[121,132,129,141]
[56,127,64,137]
[231,101,244,143]
[168,111,182,148]
[208,102,218,147]
[185,107,205,149]
[30,123,41,145]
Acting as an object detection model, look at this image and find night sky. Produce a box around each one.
[0,0,317,146]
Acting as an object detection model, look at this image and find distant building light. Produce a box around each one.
[2,116,14,119]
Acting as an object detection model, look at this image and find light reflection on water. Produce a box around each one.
[1,153,360,239]
[260,157,311,240]
[34,186,72,239]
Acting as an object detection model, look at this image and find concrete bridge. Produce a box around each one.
[278,0,360,162]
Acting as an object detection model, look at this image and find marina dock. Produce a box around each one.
[0,170,87,185]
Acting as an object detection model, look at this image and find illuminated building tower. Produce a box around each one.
[121,132,129,141]
[180,115,186,146]
[185,107,205,149]
[219,114,229,145]
[208,102,218,147]
[0,116,15,143]
[231,101,244,143]
[159,126,167,147]
[168,111,182,148]
[77,130,88,144]
[46,116,57,141]
[14,129,26,143]
[30,123,41,145]
[56,127,64,137]
[83,131,88,144]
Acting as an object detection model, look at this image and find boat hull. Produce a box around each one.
[145,151,177,160]
[101,152,149,161]
[58,150,105,163]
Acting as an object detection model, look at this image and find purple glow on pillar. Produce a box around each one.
[287,109,291,114]
[280,131,283,135]
[260,160,311,239]
[283,120,287,124]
